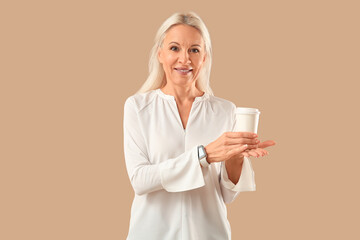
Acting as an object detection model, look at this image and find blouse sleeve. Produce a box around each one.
[123,97,205,196]
[219,158,256,204]
[219,102,256,204]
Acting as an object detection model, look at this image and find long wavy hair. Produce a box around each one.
[136,11,214,96]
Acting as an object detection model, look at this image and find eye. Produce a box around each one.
[190,48,200,53]
[170,46,179,51]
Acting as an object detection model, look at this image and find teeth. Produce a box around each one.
[176,69,191,72]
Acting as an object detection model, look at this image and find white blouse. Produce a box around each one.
[123,88,256,240]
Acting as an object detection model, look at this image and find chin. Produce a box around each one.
[173,77,194,84]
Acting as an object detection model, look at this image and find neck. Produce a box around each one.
[160,83,204,104]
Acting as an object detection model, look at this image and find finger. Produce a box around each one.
[247,150,259,157]
[250,149,260,157]
[234,144,249,158]
[261,149,269,156]
[225,135,260,146]
[258,140,276,149]
[228,143,257,153]
[242,152,250,157]
[227,132,257,139]
[226,137,259,146]
[245,144,258,149]
[254,148,265,157]
[227,144,248,157]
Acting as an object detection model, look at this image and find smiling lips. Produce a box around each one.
[174,68,193,75]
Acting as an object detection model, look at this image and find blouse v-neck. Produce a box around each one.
[156,88,209,103]
[156,88,210,130]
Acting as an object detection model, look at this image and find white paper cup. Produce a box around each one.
[233,107,261,133]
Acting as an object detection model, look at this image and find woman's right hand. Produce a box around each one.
[204,132,259,163]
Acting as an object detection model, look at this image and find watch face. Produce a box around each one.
[198,145,206,159]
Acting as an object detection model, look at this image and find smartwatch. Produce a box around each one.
[197,145,210,167]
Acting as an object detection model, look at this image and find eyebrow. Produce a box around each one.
[168,41,202,48]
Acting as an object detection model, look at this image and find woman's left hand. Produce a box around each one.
[242,140,276,158]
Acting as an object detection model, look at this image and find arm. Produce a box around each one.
[219,157,256,204]
[220,142,276,204]
[123,98,205,195]
[225,156,244,184]
[204,139,256,204]
[219,102,256,203]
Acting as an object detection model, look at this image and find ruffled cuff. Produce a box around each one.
[221,157,256,192]
[159,145,205,192]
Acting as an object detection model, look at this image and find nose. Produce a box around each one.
[178,49,191,64]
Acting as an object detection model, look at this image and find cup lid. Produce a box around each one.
[235,107,260,114]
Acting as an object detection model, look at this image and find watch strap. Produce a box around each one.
[200,157,210,167]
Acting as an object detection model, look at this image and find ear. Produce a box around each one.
[202,52,207,63]
[157,48,163,64]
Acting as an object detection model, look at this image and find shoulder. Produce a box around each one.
[124,89,157,113]
[208,95,236,112]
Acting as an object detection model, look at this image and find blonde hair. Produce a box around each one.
[136,11,214,95]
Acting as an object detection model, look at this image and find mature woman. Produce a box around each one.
[123,12,275,240]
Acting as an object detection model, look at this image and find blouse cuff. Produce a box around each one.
[221,157,256,192]
[159,145,205,192]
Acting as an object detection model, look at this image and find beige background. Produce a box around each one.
[1,0,359,239]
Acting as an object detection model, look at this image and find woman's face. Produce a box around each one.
[158,24,206,87]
